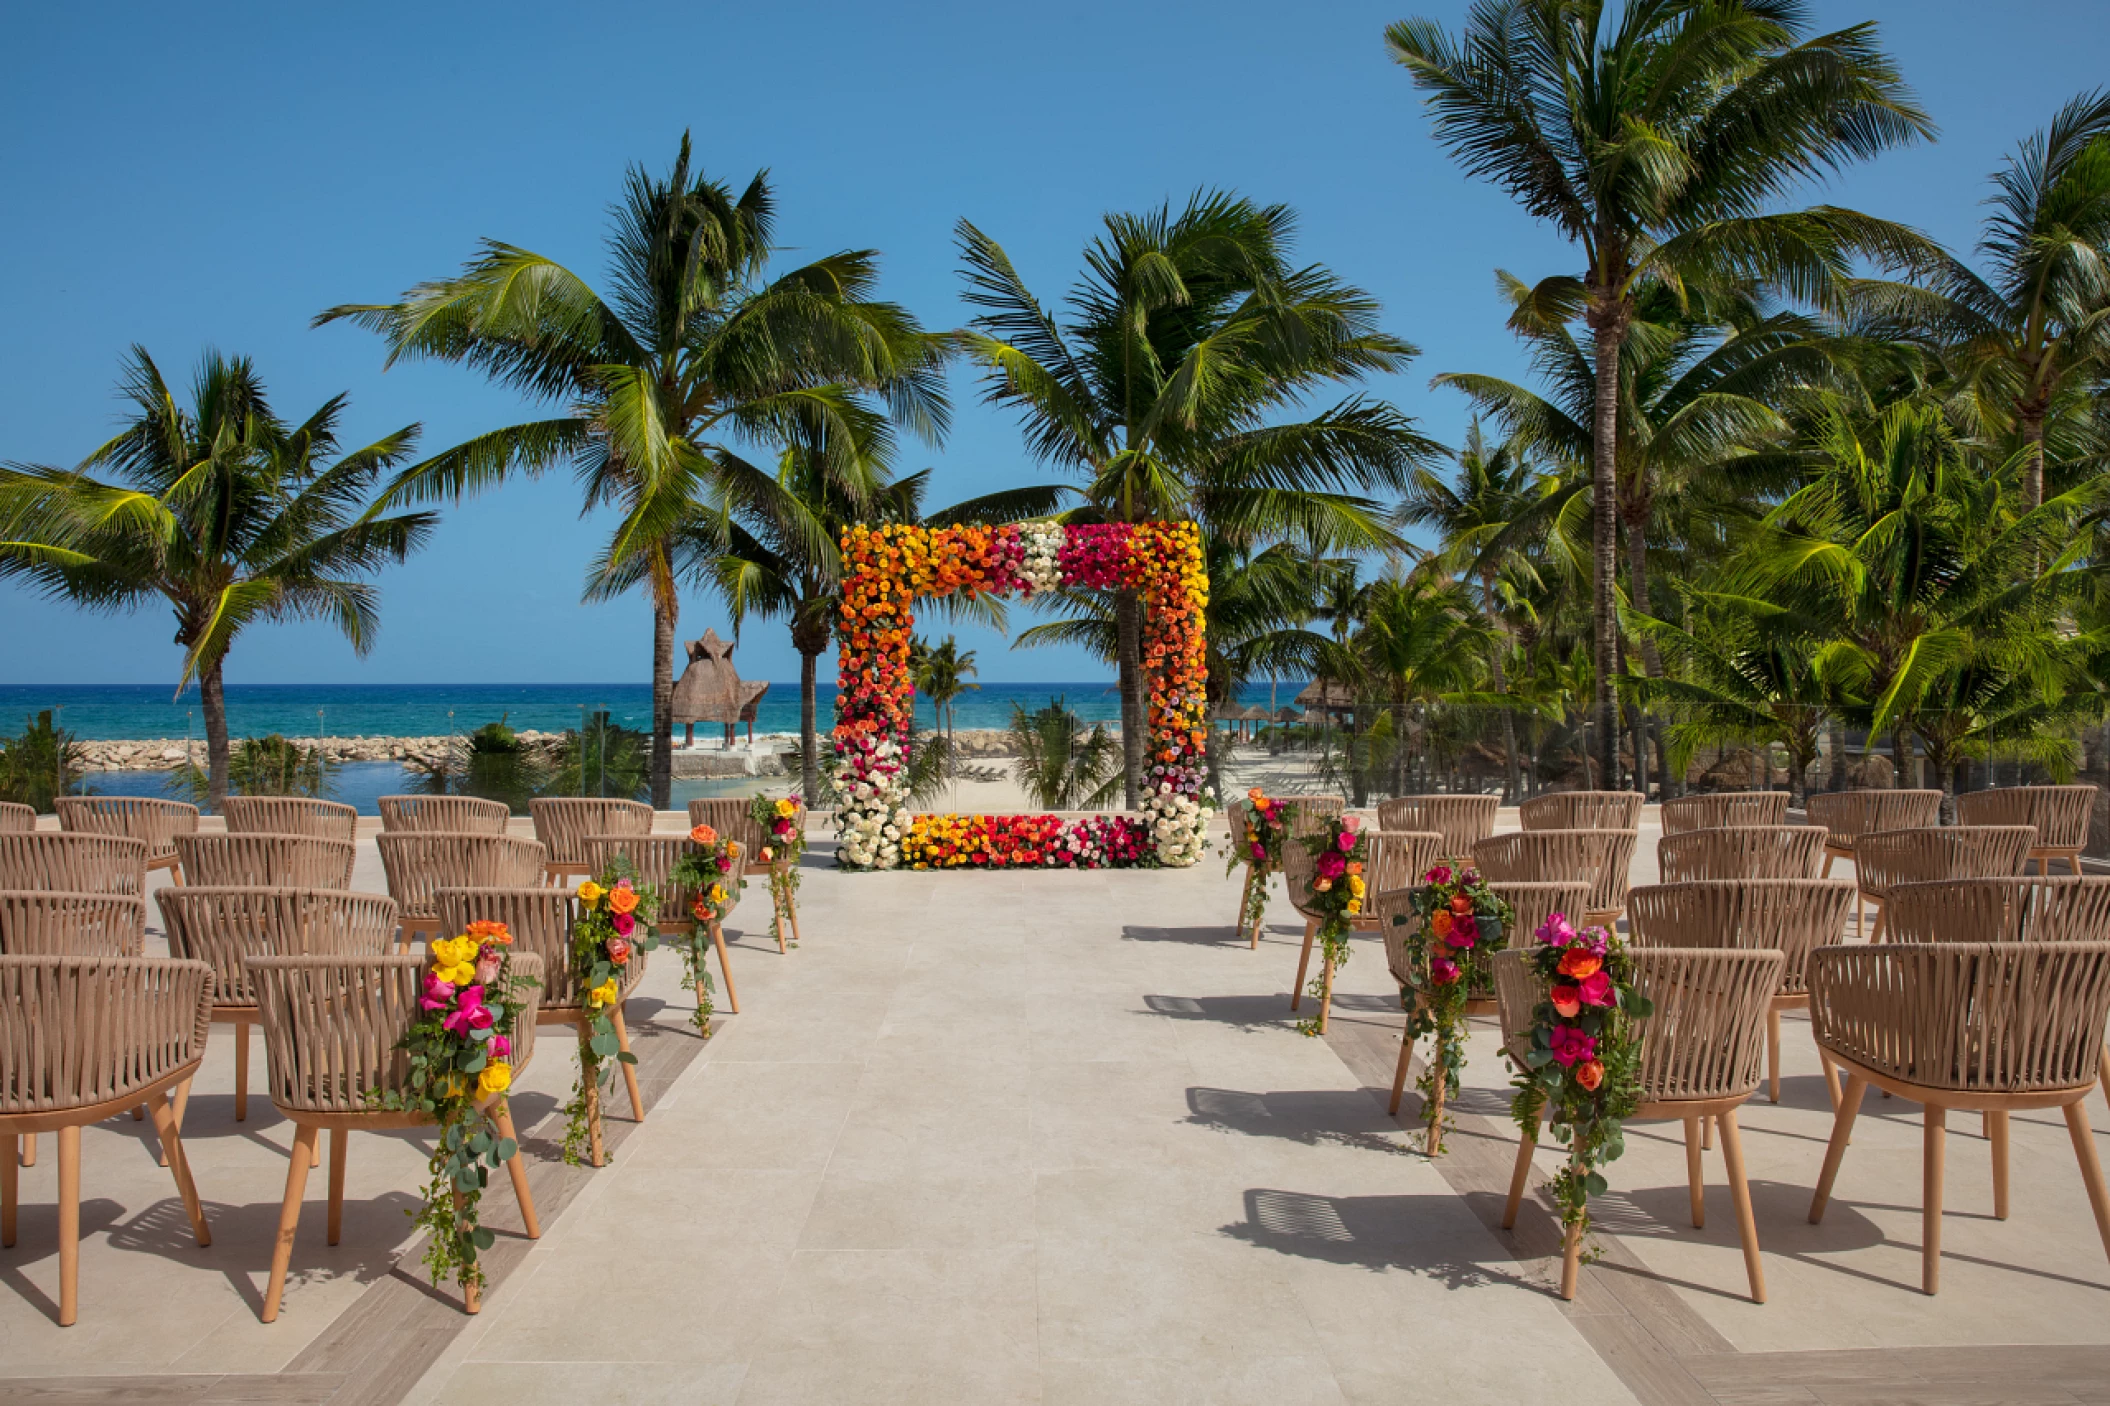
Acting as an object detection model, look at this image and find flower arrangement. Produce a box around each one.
[1508,912,1653,1249]
[831,520,1209,871]
[750,792,806,947]
[1296,813,1367,1035]
[669,824,746,1032]
[1394,865,1514,1153]
[1228,789,1294,944]
[565,871,657,1163]
[380,920,530,1296]
[901,812,1155,869]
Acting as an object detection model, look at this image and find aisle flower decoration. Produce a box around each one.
[750,792,806,947]
[1509,912,1653,1251]
[566,871,658,1163]
[1296,813,1367,1036]
[378,919,530,1295]
[670,824,746,1032]
[1228,789,1294,944]
[899,812,1157,869]
[1394,866,1513,1154]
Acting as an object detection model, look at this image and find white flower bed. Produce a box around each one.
[1143,782,1208,867]
[1018,522,1064,594]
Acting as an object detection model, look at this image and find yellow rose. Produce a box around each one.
[577,880,606,906]
[775,798,796,818]
[708,884,726,904]
[588,979,619,1008]
[478,1061,512,1097]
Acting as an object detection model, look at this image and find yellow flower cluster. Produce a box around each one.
[1345,872,1366,918]
[587,978,619,1008]
[430,935,479,986]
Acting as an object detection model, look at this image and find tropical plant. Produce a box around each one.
[318,134,950,808]
[1389,0,1935,786]
[0,347,434,811]
[1009,697,1121,810]
[1351,572,1488,801]
[169,734,336,803]
[405,718,553,813]
[910,635,979,761]
[548,712,652,802]
[0,710,85,813]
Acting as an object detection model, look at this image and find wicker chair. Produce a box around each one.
[0,803,34,833]
[1656,825,1829,883]
[0,891,146,957]
[223,796,358,843]
[1277,831,1437,1031]
[1471,829,1638,927]
[1497,945,1784,1302]
[377,795,511,834]
[55,797,197,883]
[1805,788,1944,880]
[1660,792,1790,834]
[1851,825,2037,941]
[1954,785,2099,876]
[1519,790,1644,831]
[1628,879,1858,1105]
[1235,795,1346,947]
[582,833,745,1019]
[376,833,546,945]
[530,798,653,886]
[246,952,543,1320]
[437,887,648,1167]
[175,833,357,891]
[690,797,807,952]
[0,957,213,1325]
[1375,795,1499,860]
[0,833,149,896]
[1808,942,2110,1294]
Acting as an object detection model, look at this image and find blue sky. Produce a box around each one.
[3,0,2106,689]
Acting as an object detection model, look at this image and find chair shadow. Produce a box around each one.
[1142,993,1295,1032]
[1122,924,1245,946]
[1220,1187,1538,1289]
[1185,1086,1407,1157]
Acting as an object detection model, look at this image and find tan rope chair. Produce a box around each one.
[530,798,652,886]
[1808,941,2110,1294]
[0,891,145,957]
[0,833,149,896]
[1276,831,1438,1029]
[175,833,357,891]
[1955,785,2099,876]
[1656,825,1829,883]
[246,952,543,1321]
[690,797,807,952]
[55,796,197,883]
[1519,790,1644,831]
[0,956,213,1326]
[158,887,399,1160]
[1497,945,1783,1302]
[1852,825,2037,942]
[583,833,744,1018]
[437,887,648,1167]
[377,795,510,834]
[1471,829,1638,928]
[1489,882,1592,954]
[376,833,546,946]
[1237,796,1346,948]
[1375,795,1498,861]
[1660,792,1790,834]
[0,803,34,833]
[1628,879,1858,1105]
[223,796,358,843]
[1805,788,1944,878]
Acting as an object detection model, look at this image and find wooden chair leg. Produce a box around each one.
[170,1075,194,1156]
[1236,865,1255,946]
[786,882,802,947]
[2063,1100,2110,1272]
[1810,1074,1867,1223]
[1387,1021,1414,1116]
[1869,905,1887,945]
[772,889,788,955]
[1766,1007,1783,1104]
[57,1125,80,1327]
[712,921,740,1015]
[611,1005,646,1122]
[235,1022,250,1123]
[1819,1047,1842,1112]
[1559,1211,1583,1301]
[454,1191,480,1315]
[147,1096,210,1248]
[577,1023,605,1169]
[20,1133,32,1168]
[263,1125,319,1323]
[1290,918,1317,1010]
[1502,1111,1539,1229]
[133,1105,143,1121]
[326,1130,347,1246]
[1989,1110,2010,1220]
[1684,1117,1706,1228]
[1718,1108,1766,1304]
[1703,1114,1713,1151]
[494,1107,538,1239]
[1,1132,15,1247]
[1923,1103,1947,1295]
[1318,954,1334,1033]
[2098,1046,2109,1109]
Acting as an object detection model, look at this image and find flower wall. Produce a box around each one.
[832,521,1210,870]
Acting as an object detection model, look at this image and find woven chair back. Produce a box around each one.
[54,796,198,863]
[1854,826,2036,899]
[1490,948,1543,1064]
[158,887,398,1007]
[376,833,546,921]
[0,802,34,833]
[376,795,511,834]
[1627,879,1856,994]
[1375,795,1499,855]
[0,833,149,896]
[1660,792,1790,834]
[688,796,806,865]
[246,952,542,1114]
[1878,876,2110,946]
[1281,796,1348,840]
[1810,941,2110,1094]
[1519,790,1644,831]
[0,891,146,957]
[1657,825,1828,882]
[1630,948,1784,1102]
[0,956,213,1114]
[581,833,746,930]
[530,798,653,866]
[1365,831,1446,898]
[1805,789,1944,848]
[1954,785,2098,850]
[1472,829,1637,915]
[1490,881,1593,948]
[436,887,602,1012]
[223,796,359,843]
[175,833,357,890]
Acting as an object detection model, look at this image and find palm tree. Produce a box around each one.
[1009,697,1122,810]
[0,348,434,811]
[910,635,979,762]
[1388,0,1935,785]
[318,134,949,807]
[956,192,1438,805]
[1350,572,1487,801]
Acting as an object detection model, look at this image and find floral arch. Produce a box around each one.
[831,521,1211,870]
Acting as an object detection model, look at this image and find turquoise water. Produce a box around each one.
[78,760,763,815]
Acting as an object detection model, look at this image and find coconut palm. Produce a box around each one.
[956,191,1438,805]
[318,134,949,807]
[1388,0,1935,785]
[910,635,979,763]
[1009,697,1122,810]
[1350,572,1487,802]
[0,348,434,811]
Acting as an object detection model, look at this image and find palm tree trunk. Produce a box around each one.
[1393,687,1409,800]
[799,648,820,802]
[650,593,676,810]
[1483,569,1524,803]
[1623,515,1676,800]
[199,657,231,815]
[1827,716,1848,792]
[1116,592,1144,809]
[2021,402,2046,513]
[1588,312,1627,790]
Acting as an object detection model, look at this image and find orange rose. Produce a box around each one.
[1346,861,1363,876]
[464,919,512,944]
[690,823,719,846]
[1431,910,1454,938]
[1550,984,1582,1018]
[1575,1059,1605,1091]
[608,885,640,915]
[1449,894,1473,915]
[1557,949,1603,979]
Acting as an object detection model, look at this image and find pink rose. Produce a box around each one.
[475,951,501,986]
[607,935,631,966]
[1578,970,1614,1008]
[1429,956,1460,985]
[1447,914,1478,949]
[612,909,636,937]
[1548,1026,1597,1067]
[488,1034,511,1059]
[1336,831,1357,852]
[420,975,455,1011]
[1317,850,1347,879]
[1535,912,1578,946]
[1424,865,1453,885]
[1341,814,1361,832]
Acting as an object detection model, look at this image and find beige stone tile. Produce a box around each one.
[796,1167,1037,1251]
[1034,1236,1326,1362]
[425,1359,746,1405]
[1041,1355,1349,1405]
[464,1244,794,1363]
